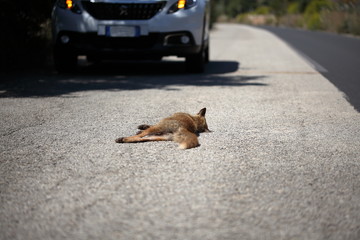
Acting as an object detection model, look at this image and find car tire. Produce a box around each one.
[204,45,210,63]
[185,46,207,73]
[53,46,77,73]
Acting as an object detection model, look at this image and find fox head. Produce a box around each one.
[195,108,211,133]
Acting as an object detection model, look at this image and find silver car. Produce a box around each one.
[52,0,210,72]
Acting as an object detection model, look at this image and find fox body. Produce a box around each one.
[115,108,210,149]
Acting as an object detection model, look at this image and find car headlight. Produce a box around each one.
[56,0,82,14]
[168,0,198,14]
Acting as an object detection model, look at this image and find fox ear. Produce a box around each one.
[198,108,206,117]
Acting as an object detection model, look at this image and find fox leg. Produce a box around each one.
[138,124,151,130]
[135,124,151,135]
[116,134,172,143]
[116,126,172,143]
[173,127,199,149]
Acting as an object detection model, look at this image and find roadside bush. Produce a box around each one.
[236,6,275,25]
[235,13,249,23]
[210,1,221,28]
[346,11,360,35]
[304,0,333,30]
[287,2,302,14]
[213,0,360,36]
[321,1,360,35]
[279,14,305,28]
[277,2,305,28]
[305,12,324,29]
[236,13,276,25]
[253,6,272,15]
[323,10,351,33]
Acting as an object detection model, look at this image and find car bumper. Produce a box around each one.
[54,30,202,59]
[52,0,207,46]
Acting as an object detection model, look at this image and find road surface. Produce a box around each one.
[1,23,360,240]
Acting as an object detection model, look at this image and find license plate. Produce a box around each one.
[98,25,140,37]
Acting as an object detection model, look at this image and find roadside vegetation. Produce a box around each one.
[1,0,359,71]
[213,0,360,35]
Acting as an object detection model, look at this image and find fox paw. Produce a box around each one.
[115,137,125,143]
[138,124,150,130]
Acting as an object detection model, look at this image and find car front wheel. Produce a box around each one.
[185,45,208,73]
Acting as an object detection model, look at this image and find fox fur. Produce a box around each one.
[115,108,210,149]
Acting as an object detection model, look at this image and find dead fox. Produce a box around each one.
[115,108,210,149]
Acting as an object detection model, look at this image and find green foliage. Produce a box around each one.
[253,6,271,15]
[296,0,313,13]
[214,0,360,36]
[287,2,301,14]
[332,8,360,35]
[305,12,323,29]
[304,0,333,30]
[268,0,288,16]
[304,0,333,16]
[216,0,258,18]
[236,13,250,23]
[226,0,243,18]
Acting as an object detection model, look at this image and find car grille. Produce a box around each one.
[81,1,166,20]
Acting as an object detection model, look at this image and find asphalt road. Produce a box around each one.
[1,23,360,240]
[260,25,360,112]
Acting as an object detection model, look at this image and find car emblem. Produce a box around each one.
[119,5,128,16]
